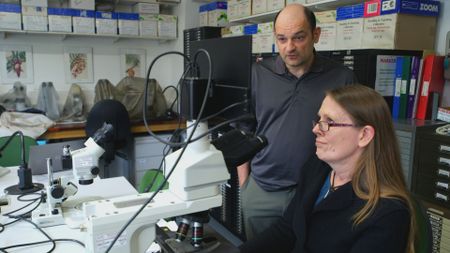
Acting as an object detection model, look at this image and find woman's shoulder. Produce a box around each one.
[371,197,410,220]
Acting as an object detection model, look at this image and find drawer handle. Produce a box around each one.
[435,193,448,202]
[440,145,450,153]
[439,157,450,166]
[436,182,449,190]
[438,169,450,178]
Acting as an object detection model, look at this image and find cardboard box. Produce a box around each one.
[21,0,46,7]
[336,18,363,49]
[22,5,47,31]
[238,0,251,18]
[316,22,337,51]
[336,3,364,21]
[48,8,72,32]
[229,24,244,36]
[254,33,274,53]
[95,11,118,35]
[158,14,177,38]
[72,9,95,34]
[117,12,139,36]
[286,0,305,4]
[244,24,257,35]
[380,0,440,16]
[362,13,437,50]
[69,0,94,10]
[199,4,208,26]
[0,3,21,30]
[315,10,336,23]
[133,2,159,14]
[208,2,227,27]
[267,0,284,11]
[139,13,158,37]
[257,21,273,34]
[252,0,267,15]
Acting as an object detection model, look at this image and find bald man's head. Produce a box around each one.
[274,4,316,32]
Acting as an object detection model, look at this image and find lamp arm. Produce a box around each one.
[0,130,27,167]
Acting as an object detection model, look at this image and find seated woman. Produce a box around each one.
[240,84,415,253]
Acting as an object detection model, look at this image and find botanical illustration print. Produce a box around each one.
[125,53,141,77]
[70,53,88,79]
[6,50,27,79]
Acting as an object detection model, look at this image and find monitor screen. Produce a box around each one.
[182,35,253,121]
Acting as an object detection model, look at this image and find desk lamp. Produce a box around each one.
[0,131,43,195]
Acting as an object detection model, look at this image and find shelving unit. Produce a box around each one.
[0,0,179,42]
[229,0,364,24]
[0,29,177,42]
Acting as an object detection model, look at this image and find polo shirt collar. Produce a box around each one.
[274,52,325,77]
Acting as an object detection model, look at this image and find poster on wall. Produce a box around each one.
[120,48,146,78]
[64,47,94,83]
[0,45,34,84]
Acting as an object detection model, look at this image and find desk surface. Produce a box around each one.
[0,167,137,252]
[40,119,185,140]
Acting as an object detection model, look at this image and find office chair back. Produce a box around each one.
[0,135,37,167]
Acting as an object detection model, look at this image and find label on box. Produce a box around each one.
[73,16,95,34]
[49,15,72,32]
[22,5,46,16]
[199,11,208,26]
[0,12,21,30]
[119,20,139,35]
[158,14,177,38]
[364,0,381,17]
[96,19,117,35]
[229,24,244,35]
[315,10,336,23]
[139,14,158,36]
[336,18,363,49]
[257,21,273,34]
[316,23,337,51]
[258,33,275,53]
[381,0,440,16]
[23,15,47,31]
[244,24,258,35]
[0,3,21,13]
[362,14,396,49]
[208,9,228,26]
[336,3,364,20]
[227,4,238,20]
[238,0,251,18]
[286,0,306,4]
[252,0,267,15]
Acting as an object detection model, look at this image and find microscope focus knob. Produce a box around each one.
[51,186,65,199]
[91,167,100,175]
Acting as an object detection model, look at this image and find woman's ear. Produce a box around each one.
[358,125,375,148]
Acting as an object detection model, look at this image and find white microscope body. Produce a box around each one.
[31,135,106,227]
[82,121,230,253]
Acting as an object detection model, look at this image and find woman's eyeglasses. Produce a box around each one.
[312,119,357,132]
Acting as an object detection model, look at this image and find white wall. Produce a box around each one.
[0,1,203,111]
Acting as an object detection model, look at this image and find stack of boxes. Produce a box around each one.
[0,0,179,39]
[21,0,47,31]
[251,0,284,15]
[325,0,440,50]
[0,2,21,30]
[227,0,251,21]
[135,2,158,37]
[198,1,228,27]
[71,0,95,34]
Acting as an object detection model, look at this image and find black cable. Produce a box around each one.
[105,49,213,253]
[1,215,56,253]
[162,85,179,113]
[2,192,43,217]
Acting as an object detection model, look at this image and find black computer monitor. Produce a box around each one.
[181,35,252,121]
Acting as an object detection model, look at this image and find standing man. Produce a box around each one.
[238,3,356,240]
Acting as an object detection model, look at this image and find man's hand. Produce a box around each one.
[237,162,250,187]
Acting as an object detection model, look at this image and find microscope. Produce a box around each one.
[31,123,112,227]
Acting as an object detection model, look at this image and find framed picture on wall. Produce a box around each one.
[120,48,146,78]
[64,47,94,83]
[0,45,34,84]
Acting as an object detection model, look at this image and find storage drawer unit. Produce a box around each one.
[133,134,172,189]
[413,124,450,209]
